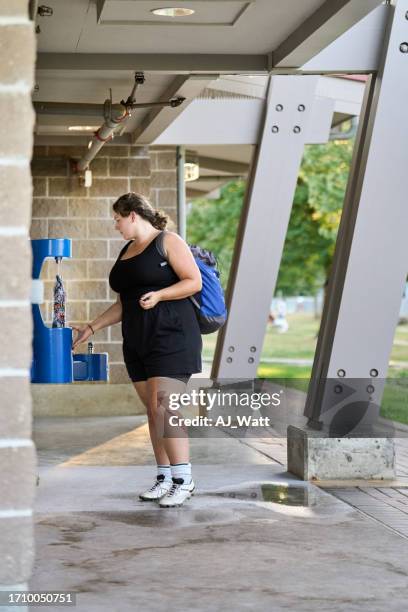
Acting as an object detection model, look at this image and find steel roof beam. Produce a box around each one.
[271,0,384,70]
[36,53,268,74]
[132,75,213,144]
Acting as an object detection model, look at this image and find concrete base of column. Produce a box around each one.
[287,425,396,481]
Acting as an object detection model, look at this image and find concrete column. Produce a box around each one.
[0,0,36,601]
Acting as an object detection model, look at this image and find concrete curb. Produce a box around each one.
[31,383,145,417]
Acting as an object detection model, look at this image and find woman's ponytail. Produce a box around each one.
[152,210,167,230]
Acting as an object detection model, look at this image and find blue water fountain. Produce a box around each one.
[31,238,109,384]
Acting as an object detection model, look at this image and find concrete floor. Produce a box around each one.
[32,416,408,612]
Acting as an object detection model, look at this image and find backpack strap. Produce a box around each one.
[155,230,168,259]
[156,231,201,311]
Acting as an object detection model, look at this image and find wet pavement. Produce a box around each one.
[31,416,408,611]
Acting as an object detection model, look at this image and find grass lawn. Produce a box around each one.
[382,376,408,426]
[202,313,319,362]
[203,313,408,425]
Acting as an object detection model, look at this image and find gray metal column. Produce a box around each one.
[177,145,186,240]
[305,0,408,427]
[212,76,319,379]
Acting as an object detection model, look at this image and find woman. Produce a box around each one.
[72,192,202,508]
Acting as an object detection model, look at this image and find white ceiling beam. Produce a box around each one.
[316,76,366,115]
[271,0,384,69]
[155,97,335,146]
[132,76,213,144]
[36,53,268,75]
[197,155,249,175]
[155,99,264,145]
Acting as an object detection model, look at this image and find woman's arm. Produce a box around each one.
[72,295,122,349]
[90,294,122,332]
[139,233,201,310]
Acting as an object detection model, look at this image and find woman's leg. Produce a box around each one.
[132,380,170,466]
[147,377,195,507]
[146,376,190,465]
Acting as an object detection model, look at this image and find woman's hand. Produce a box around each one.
[71,324,93,350]
[139,291,162,310]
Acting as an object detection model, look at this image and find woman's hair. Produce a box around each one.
[112,192,168,230]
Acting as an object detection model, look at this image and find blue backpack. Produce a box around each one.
[157,234,227,334]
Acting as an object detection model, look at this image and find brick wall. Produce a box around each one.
[30,145,178,383]
[0,0,36,595]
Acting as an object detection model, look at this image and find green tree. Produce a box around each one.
[301,140,353,240]
[187,180,246,289]
[275,179,331,296]
[187,139,354,295]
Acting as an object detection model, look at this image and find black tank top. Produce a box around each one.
[108,233,179,301]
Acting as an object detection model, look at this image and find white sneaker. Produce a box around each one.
[159,478,195,508]
[139,475,173,501]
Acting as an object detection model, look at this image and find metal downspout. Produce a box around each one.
[177,146,186,240]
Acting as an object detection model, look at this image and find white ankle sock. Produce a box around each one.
[157,465,172,482]
[171,462,192,484]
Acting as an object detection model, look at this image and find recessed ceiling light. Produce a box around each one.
[151,7,195,18]
[68,125,98,132]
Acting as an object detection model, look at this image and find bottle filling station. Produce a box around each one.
[31,238,109,384]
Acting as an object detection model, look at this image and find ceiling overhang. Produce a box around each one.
[33,0,386,145]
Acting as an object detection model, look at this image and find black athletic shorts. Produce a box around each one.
[124,356,191,384]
